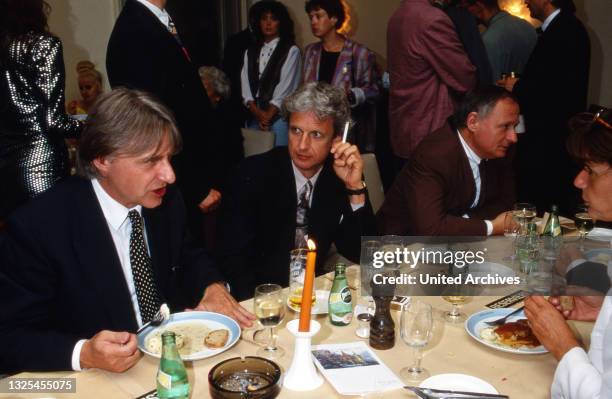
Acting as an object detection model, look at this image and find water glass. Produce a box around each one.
[254,284,285,359]
[399,300,433,383]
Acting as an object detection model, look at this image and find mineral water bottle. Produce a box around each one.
[329,263,353,326]
[157,331,189,399]
[542,205,562,237]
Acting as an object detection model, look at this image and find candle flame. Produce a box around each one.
[307,239,317,251]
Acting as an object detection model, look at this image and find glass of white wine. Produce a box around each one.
[513,203,537,236]
[399,300,433,383]
[575,204,595,251]
[442,295,467,323]
[254,284,285,359]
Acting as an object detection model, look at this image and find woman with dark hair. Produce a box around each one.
[303,0,379,150]
[525,109,612,398]
[240,0,301,146]
[0,0,81,219]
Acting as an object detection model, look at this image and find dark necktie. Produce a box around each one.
[128,210,161,324]
[295,180,313,248]
[168,16,192,62]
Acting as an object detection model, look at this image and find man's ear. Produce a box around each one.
[466,111,480,132]
[92,157,110,177]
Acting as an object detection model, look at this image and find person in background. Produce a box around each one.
[67,60,104,116]
[525,108,612,398]
[241,0,300,146]
[303,0,379,151]
[462,0,537,83]
[0,0,81,221]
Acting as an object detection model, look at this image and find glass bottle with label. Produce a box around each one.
[328,263,353,326]
[542,205,562,237]
[157,331,189,399]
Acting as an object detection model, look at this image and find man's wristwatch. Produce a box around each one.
[345,181,367,195]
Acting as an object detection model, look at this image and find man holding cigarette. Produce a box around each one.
[217,82,375,300]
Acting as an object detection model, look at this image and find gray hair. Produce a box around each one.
[76,88,182,178]
[281,82,352,136]
[198,66,231,100]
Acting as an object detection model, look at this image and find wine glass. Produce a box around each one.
[513,203,536,235]
[442,294,467,323]
[575,204,594,251]
[254,284,285,359]
[399,300,433,383]
[503,211,519,260]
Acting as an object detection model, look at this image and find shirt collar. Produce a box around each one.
[91,178,142,231]
[541,8,561,32]
[291,161,323,192]
[136,0,170,29]
[457,130,482,165]
[263,37,280,48]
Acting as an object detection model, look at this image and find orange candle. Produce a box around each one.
[298,239,317,332]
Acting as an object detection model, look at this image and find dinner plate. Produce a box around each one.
[138,311,240,361]
[465,308,548,355]
[585,248,612,264]
[420,373,498,394]
[467,262,516,279]
[587,228,612,242]
[286,290,330,314]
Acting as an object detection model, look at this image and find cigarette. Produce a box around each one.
[341,122,349,143]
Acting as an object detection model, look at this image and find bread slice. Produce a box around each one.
[204,329,229,349]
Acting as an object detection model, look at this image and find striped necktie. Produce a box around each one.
[295,180,313,248]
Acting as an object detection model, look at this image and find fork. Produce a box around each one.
[136,303,169,334]
[484,306,525,326]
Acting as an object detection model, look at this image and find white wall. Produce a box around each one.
[47,0,118,103]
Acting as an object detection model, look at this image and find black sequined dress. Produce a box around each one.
[0,33,81,218]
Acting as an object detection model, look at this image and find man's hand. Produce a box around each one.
[496,76,519,92]
[198,189,222,213]
[524,296,580,361]
[548,294,603,322]
[331,140,365,204]
[80,331,140,372]
[192,282,256,328]
[491,211,508,235]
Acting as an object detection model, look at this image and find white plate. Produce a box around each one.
[465,309,548,355]
[420,373,498,394]
[468,262,516,279]
[138,311,240,361]
[587,228,612,242]
[287,290,330,314]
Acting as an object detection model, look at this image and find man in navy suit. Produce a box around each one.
[0,89,254,374]
[217,82,376,300]
[107,0,222,244]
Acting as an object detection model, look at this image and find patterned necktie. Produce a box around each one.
[168,16,191,62]
[295,180,313,248]
[128,210,161,324]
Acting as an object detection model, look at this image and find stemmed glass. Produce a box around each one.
[512,203,537,236]
[399,300,433,383]
[504,211,520,260]
[442,294,467,323]
[575,204,594,251]
[254,284,285,359]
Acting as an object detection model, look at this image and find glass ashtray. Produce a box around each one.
[208,356,282,398]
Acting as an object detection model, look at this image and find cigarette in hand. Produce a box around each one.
[341,121,349,143]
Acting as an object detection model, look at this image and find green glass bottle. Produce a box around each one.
[329,263,353,326]
[157,331,190,399]
[542,205,562,237]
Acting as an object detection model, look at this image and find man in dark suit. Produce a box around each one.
[0,89,254,374]
[377,86,518,236]
[106,0,222,243]
[500,0,590,215]
[217,82,376,300]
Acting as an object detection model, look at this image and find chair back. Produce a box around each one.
[242,128,275,157]
[362,153,385,213]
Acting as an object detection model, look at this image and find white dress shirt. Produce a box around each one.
[136,0,170,29]
[541,8,561,32]
[457,131,493,236]
[241,39,302,109]
[71,179,150,370]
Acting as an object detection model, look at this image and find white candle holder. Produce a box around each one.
[283,319,324,391]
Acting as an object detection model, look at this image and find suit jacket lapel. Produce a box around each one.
[332,39,353,88]
[71,180,138,331]
[453,132,478,209]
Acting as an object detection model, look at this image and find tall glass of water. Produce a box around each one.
[399,300,433,383]
[254,284,285,359]
[513,203,536,235]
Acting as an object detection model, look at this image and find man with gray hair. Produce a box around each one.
[0,88,254,374]
[217,82,375,300]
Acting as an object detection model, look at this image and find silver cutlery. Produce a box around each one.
[405,386,509,399]
[484,306,525,326]
[136,303,169,334]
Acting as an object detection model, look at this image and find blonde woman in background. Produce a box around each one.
[67,60,103,116]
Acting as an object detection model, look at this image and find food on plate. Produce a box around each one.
[204,329,230,349]
[144,321,229,355]
[480,319,541,349]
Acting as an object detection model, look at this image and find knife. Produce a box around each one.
[405,386,509,399]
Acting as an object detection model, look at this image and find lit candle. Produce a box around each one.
[298,239,317,332]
